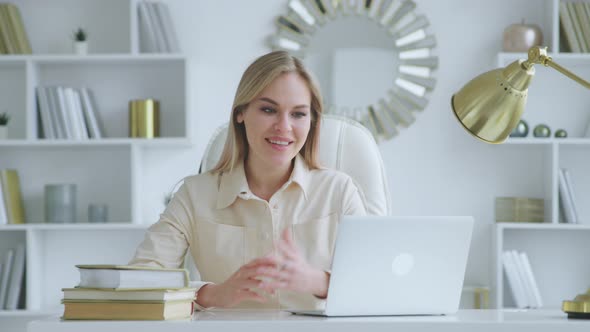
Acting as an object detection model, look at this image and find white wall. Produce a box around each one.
[150,0,551,288]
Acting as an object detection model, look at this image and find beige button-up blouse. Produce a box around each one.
[129,155,366,310]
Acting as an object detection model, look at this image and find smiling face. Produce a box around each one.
[237,72,312,172]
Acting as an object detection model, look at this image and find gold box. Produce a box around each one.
[495,197,544,223]
[129,99,160,138]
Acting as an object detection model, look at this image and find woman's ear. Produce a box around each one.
[236,109,244,124]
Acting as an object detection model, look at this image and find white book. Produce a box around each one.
[45,87,65,139]
[62,287,197,301]
[138,2,158,53]
[567,2,587,52]
[72,89,90,139]
[79,88,103,139]
[511,250,534,308]
[0,184,8,224]
[519,252,543,308]
[77,265,188,289]
[146,2,167,52]
[63,87,85,140]
[563,168,580,224]
[0,249,15,309]
[5,244,25,310]
[55,87,74,139]
[154,2,180,52]
[35,86,55,139]
[558,168,577,224]
[502,251,527,308]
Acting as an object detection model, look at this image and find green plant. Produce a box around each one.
[0,112,9,126]
[72,28,87,42]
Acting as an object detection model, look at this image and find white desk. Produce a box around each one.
[28,309,590,332]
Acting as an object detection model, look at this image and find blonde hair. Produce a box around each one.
[211,51,323,173]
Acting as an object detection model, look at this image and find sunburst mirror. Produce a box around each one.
[268,0,438,142]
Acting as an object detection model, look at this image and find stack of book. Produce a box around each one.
[62,265,196,320]
[137,1,180,53]
[560,1,590,53]
[502,250,543,309]
[0,3,32,54]
[36,86,104,140]
[558,168,579,224]
[0,243,26,310]
[0,169,25,225]
[495,197,544,223]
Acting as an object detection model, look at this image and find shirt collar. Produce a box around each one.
[216,154,311,209]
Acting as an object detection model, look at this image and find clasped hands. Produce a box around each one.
[196,227,329,308]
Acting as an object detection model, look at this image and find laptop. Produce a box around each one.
[289,216,473,317]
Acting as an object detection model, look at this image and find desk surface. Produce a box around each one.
[28,309,590,332]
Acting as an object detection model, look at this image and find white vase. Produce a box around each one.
[74,41,88,55]
[0,126,7,139]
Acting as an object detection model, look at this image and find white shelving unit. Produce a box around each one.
[0,0,191,326]
[492,0,590,309]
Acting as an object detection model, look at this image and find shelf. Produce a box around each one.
[0,138,192,147]
[0,223,149,231]
[498,52,590,66]
[0,54,186,64]
[496,222,590,230]
[0,309,60,317]
[504,138,590,145]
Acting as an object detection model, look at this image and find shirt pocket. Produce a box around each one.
[292,213,339,271]
[195,219,254,281]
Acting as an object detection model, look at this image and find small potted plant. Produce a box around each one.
[0,112,10,139]
[72,28,88,55]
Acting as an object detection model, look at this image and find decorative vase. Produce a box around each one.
[0,126,7,139]
[74,41,88,55]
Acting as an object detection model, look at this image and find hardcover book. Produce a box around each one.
[76,265,189,289]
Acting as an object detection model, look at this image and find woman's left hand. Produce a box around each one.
[256,227,329,298]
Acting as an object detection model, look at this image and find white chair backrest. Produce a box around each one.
[200,114,391,215]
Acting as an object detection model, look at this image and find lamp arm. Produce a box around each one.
[522,46,590,89]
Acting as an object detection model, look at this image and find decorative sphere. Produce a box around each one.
[533,124,551,137]
[510,119,529,137]
[555,129,568,138]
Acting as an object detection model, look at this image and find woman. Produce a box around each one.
[130,51,366,310]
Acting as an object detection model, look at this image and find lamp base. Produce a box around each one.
[562,289,590,319]
[566,312,590,319]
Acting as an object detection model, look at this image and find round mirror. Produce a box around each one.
[268,0,438,142]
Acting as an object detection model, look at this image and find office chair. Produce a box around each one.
[199,114,391,215]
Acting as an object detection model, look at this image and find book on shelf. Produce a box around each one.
[0,180,7,225]
[502,250,543,309]
[62,287,196,302]
[4,243,25,310]
[568,2,588,52]
[502,250,527,308]
[62,299,194,320]
[36,86,104,140]
[0,3,32,54]
[560,2,582,52]
[0,249,14,309]
[558,168,578,224]
[76,265,189,289]
[137,1,180,53]
[0,169,26,225]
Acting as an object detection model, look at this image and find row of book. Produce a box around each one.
[558,168,579,224]
[0,169,25,225]
[0,244,26,310]
[36,86,105,140]
[138,1,180,53]
[62,265,195,320]
[0,3,32,54]
[502,250,543,309]
[560,1,590,53]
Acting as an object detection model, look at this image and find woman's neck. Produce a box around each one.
[244,157,293,201]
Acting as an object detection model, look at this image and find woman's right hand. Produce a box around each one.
[195,256,279,308]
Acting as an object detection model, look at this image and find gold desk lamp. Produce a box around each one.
[451,46,590,318]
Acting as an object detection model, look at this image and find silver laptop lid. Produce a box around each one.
[325,216,473,316]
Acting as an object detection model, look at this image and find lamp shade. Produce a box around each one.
[451,60,535,144]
